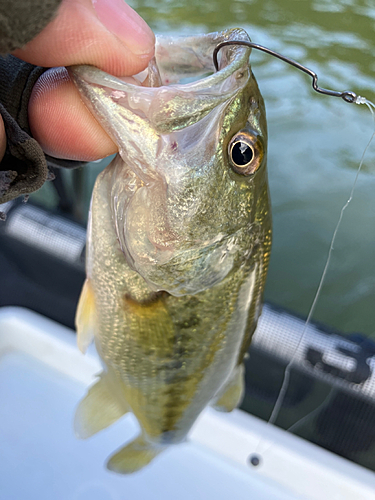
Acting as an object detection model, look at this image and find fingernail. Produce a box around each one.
[92,0,155,56]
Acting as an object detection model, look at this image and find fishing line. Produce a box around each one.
[214,40,375,466]
[286,387,335,435]
[267,98,375,418]
[251,98,375,463]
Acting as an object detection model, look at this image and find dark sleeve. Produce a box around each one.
[0,2,85,205]
[0,56,86,204]
[0,56,49,203]
[0,0,62,54]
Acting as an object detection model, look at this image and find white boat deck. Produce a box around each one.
[0,307,374,500]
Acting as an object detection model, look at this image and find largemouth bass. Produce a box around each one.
[71,28,271,474]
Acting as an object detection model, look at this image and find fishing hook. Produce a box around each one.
[213,41,357,104]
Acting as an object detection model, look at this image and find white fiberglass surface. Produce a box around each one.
[0,310,298,500]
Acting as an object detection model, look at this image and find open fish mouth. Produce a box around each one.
[71,28,258,295]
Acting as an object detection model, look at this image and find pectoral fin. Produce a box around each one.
[75,278,96,353]
[107,434,164,474]
[211,364,245,412]
[74,371,130,439]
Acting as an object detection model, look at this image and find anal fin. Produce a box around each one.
[75,278,96,353]
[74,371,129,439]
[107,434,163,474]
[211,364,245,412]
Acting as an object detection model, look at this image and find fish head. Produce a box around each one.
[71,29,269,296]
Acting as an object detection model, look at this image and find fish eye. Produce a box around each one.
[228,130,263,176]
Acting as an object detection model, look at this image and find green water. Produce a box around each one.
[32,0,375,337]
[132,0,375,337]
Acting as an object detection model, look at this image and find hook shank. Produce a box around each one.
[213,41,357,104]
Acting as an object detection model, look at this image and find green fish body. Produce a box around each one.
[72,28,271,474]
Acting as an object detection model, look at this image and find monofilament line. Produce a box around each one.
[254,96,375,458]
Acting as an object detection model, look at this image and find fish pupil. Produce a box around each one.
[231,141,253,167]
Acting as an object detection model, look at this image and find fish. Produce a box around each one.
[71,28,272,474]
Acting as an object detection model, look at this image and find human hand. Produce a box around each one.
[0,0,154,162]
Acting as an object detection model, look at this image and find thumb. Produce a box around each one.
[12,0,155,76]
